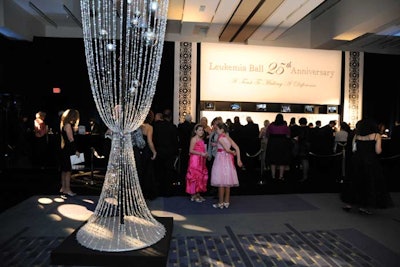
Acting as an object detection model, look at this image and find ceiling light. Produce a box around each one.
[333,32,364,41]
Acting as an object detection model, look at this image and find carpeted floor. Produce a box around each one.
[1,162,400,266]
[163,195,319,215]
[1,193,400,266]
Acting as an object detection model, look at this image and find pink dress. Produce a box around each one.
[211,134,239,187]
[185,139,209,194]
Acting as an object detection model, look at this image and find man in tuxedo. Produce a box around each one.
[241,116,260,171]
[89,118,101,135]
[153,109,179,196]
[178,114,196,177]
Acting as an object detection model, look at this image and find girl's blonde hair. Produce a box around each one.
[60,109,80,130]
[60,109,80,148]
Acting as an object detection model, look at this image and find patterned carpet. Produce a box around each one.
[1,224,400,267]
[169,227,386,267]
[1,194,400,266]
[2,226,397,266]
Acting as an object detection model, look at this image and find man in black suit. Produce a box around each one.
[241,116,260,171]
[390,118,400,155]
[178,114,196,177]
[310,120,336,155]
[229,116,243,145]
[89,118,102,136]
[153,109,179,196]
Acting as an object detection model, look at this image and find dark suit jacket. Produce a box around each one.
[153,120,179,158]
[242,122,260,154]
[390,125,400,155]
[178,121,196,153]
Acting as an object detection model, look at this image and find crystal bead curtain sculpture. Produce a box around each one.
[76,0,169,251]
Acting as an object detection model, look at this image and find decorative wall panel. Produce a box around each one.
[177,42,192,123]
[343,51,363,128]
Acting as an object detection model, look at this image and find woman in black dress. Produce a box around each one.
[343,118,393,214]
[59,109,80,196]
[134,111,157,199]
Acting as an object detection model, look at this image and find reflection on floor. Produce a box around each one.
[1,193,400,267]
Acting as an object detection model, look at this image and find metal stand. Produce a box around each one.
[246,149,265,185]
[172,149,182,186]
[337,142,347,182]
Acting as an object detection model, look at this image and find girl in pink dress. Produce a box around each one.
[185,124,209,202]
[211,122,243,209]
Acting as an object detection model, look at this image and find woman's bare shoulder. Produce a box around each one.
[141,123,152,133]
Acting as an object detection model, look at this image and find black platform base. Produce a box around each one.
[51,216,173,266]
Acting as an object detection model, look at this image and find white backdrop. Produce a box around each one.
[200,43,342,105]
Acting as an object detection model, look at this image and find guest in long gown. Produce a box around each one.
[59,109,80,197]
[294,117,311,182]
[33,111,48,168]
[185,124,209,202]
[265,113,291,180]
[135,111,158,200]
[342,118,393,214]
[211,122,242,209]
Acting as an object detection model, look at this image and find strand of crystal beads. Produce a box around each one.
[77,0,169,251]
[76,133,165,251]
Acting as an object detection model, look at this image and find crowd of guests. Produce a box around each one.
[170,113,398,213]
[7,107,400,212]
[126,109,398,213]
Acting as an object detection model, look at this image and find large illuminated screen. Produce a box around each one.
[200,43,342,105]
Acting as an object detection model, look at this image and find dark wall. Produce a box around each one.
[0,36,174,165]
[30,37,93,130]
[363,53,400,131]
[152,41,175,114]
[0,36,174,130]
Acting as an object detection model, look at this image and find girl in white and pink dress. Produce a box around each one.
[211,122,243,209]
